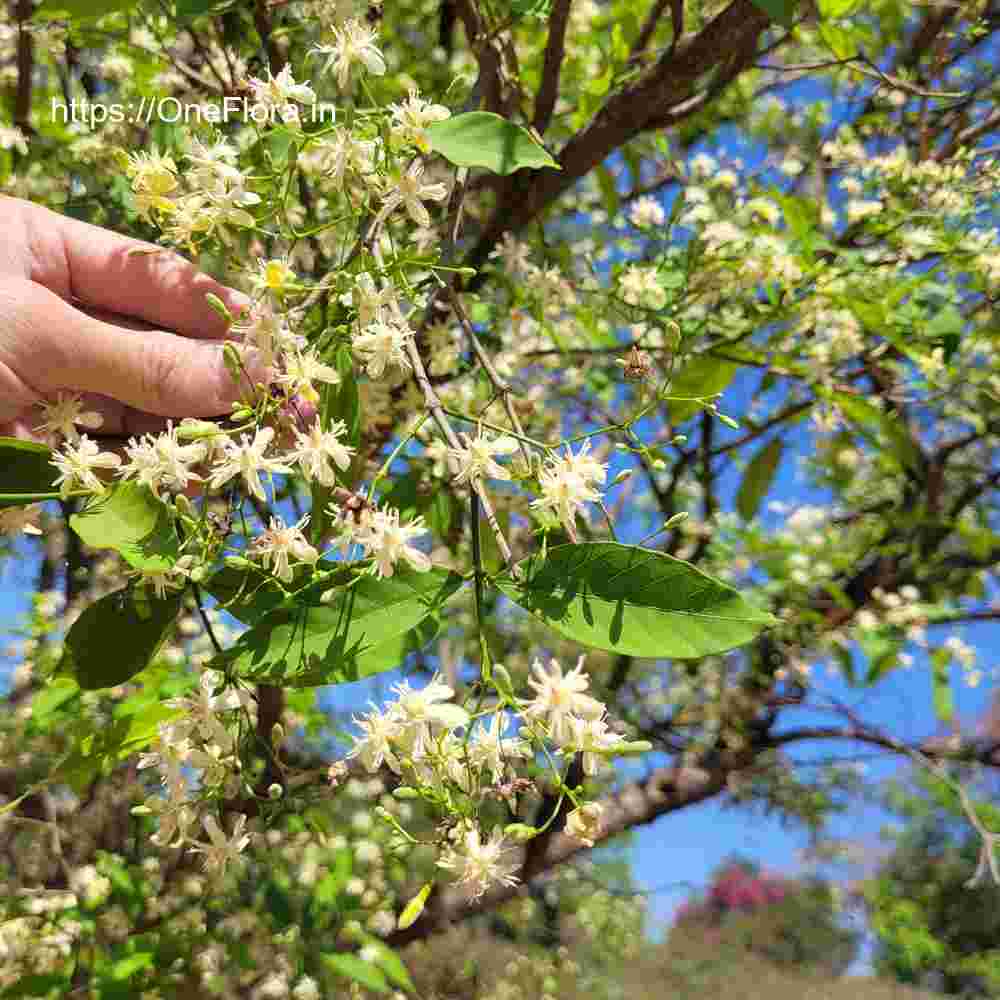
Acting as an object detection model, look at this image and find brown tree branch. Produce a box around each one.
[533,0,572,134]
[464,0,771,279]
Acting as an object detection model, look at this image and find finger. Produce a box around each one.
[20,199,250,339]
[10,279,270,418]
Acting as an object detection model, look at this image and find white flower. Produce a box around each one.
[561,440,607,487]
[529,445,606,540]
[489,233,533,276]
[385,161,448,228]
[344,272,399,328]
[292,977,321,1000]
[436,825,519,898]
[277,348,341,403]
[350,703,404,773]
[166,671,248,748]
[448,430,519,485]
[629,196,665,229]
[469,713,529,783]
[524,655,604,742]
[290,419,354,486]
[619,265,667,311]
[313,18,386,90]
[248,64,316,122]
[427,321,462,376]
[0,125,28,155]
[355,506,431,578]
[701,221,746,254]
[208,426,292,501]
[232,304,303,366]
[565,802,604,847]
[118,424,208,499]
[249,257,296,295]
[0,504,42,536]
[132,559,193,600]
[314,129,379,188]
[353,317,414,378]
[34,392,103,443]
[191,813,251,875]
[389,87,450,151]
[249,515,320,583]
[391,675,469,730]
[555,714,626,775]
[50,435,122,497]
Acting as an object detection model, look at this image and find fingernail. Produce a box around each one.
[221,288,252,317]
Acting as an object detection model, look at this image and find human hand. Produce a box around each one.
[0,196,267,441]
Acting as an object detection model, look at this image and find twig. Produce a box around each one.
[402,337,516,573]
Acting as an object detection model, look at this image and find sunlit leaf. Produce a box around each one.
[70,483,178,572]
[736,438,784,521]
[498,543,777,659]
[427,112,559,175]
[211,566,462,685]
[61,588,183,690]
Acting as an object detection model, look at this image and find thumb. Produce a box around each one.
[11,280,271,418]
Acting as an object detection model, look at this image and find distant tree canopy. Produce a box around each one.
[670,857,860,977]
[866,775,1000,998]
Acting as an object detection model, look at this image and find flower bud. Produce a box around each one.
[271,723,284,748]
[503,823,539,843]
[205,292,234,326]
[393,786,419,799]
[268,783,284,799]
[611,470,633,485]
[491,663,514,695]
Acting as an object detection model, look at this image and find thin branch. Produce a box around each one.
[533,0,572,134]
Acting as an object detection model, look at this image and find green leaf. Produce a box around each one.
[29,678,80,723]
[931,648,955,723]
[61,588,183,690]
[832,392,923,475]
[667,357,738,423]
[70,483,178,572]
[818,0,862,16]
[509,0,552,18]
[55,702,180,792]
[0,438,59,509]
[111,953,154,981]
[177,0,234,16]
[398,883,432,930]
[736,438,784,520]
[357,939,415,992]
[427,112,559,175]
[212,567,463,685]
[818,21,856,58]
[34,0,135,18]
[323,954,389,994]
[2,975,70,998]
[749,0,800,27]
[498,543,777,659]
[860,628,903,683]
[205,565,291,624]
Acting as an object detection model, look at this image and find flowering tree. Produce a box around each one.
[671,858,859,977]
[1,0,1000,993]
